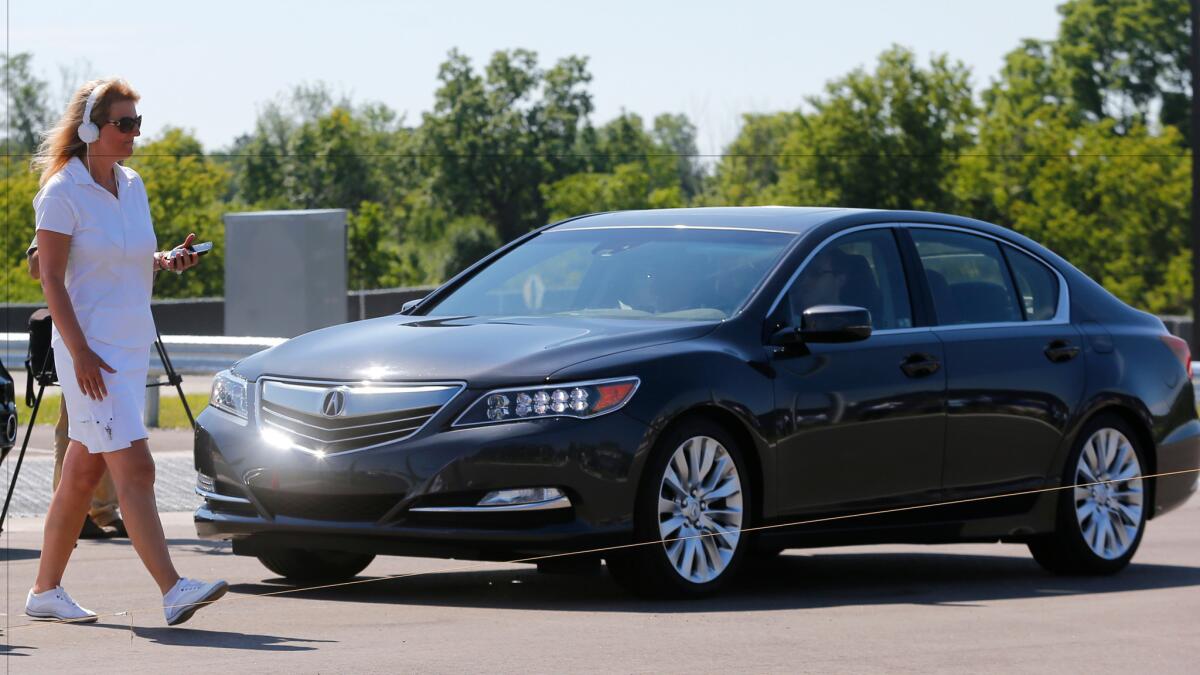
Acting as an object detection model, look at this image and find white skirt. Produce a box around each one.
[52,338,151,453]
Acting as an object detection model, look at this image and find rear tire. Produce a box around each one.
[1028,414,1148,575]
[607,418,750,598]
[257,548,376,583]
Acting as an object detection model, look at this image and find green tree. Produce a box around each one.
[1,165,41,264]
[283,107,376,209]
[652,113,704,199]
[127,128,232,297]
[1,165,45,302]
[1,53,53,154]
[958,116,1188,313]
[707,112,803,206]
[347,200,401,290]
[432,216,501,281]
[1055,0,1190,137]
[774,46,977,210]
[543,162,683,221]
[421,49,595,242]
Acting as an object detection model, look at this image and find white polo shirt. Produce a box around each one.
[33,157,158,349]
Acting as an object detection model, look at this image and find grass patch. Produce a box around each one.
[18,391,209,429]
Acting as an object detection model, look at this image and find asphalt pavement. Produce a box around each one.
[0,454,1196,673]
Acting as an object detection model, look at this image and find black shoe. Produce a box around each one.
[78,517,113,540]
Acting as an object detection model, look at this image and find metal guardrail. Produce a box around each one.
[0,333,286,375]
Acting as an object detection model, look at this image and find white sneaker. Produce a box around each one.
[163,577,228,626]
[25,586,98,623]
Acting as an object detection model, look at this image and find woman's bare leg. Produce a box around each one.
[33,441,106,593]
[102,439,180,594]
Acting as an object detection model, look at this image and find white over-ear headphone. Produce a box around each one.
[77,82,109,144]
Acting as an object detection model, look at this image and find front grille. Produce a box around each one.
[260,402,442,453]
[257,378,462,455]
[255,488,403,522]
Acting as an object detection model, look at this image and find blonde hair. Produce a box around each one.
[31,78,140,186]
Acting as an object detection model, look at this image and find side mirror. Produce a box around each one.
[400,297,425,315]
[799,305,872,343]
[770,305,872,346]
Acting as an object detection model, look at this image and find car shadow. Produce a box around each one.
[81,622,333,651]
[228,550,1200,613]
[89,537,231,555]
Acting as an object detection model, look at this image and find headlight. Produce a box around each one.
[210,369,249,419]
[453,377,639,427]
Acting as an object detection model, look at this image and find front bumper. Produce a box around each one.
[193,400,651,559]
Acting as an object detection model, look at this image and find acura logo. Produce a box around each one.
[322,388,349,417]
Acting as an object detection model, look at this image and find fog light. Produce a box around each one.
[477,487,565,507]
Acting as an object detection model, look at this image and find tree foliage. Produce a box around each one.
[775,46,977,211]
[1,53,52,154]
[421,49,595,243]
[126,128,233,298]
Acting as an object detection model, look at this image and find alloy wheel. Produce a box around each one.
[657,435,744,583]
[1074,427,1144,560]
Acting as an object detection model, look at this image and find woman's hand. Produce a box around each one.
[157,232,201,274]
[73,345,117,400]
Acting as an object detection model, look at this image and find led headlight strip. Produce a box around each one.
[452,377,640,427]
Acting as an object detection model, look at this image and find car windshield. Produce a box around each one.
[424,227,796,320]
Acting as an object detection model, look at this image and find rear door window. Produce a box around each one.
[911,229,1022,326]
[1003,245,1059,321]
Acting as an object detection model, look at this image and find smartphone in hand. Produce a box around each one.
[168,241,214,259]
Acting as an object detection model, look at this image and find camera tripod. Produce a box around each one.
[0,328,195,532]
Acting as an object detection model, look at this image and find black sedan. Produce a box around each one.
[194,207,1200,597]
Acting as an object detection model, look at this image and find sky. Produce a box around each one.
[8,0,1063,156]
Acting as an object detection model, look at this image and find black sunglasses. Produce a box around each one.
[105,115,142,133]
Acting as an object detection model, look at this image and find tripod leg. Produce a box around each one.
[154,337,196,431]
[1,384,47,532]
[176,379,196,431]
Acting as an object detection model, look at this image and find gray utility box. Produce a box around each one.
[223,209,348,338]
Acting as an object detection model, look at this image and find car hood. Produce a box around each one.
[233,315,717,387]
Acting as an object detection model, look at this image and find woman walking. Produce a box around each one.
[27,77,226,626]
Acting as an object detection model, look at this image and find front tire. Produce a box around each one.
[257,548,376,584]
[1028,414,1148,575]
[607,419,750,598]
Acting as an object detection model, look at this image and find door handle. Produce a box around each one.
[900,353,940,378]
[1044,340,1080,363]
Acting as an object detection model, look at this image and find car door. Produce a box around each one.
[770,227,947,515]
[907,226,1085,496]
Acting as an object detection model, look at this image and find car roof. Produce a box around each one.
[549,207,861,234]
